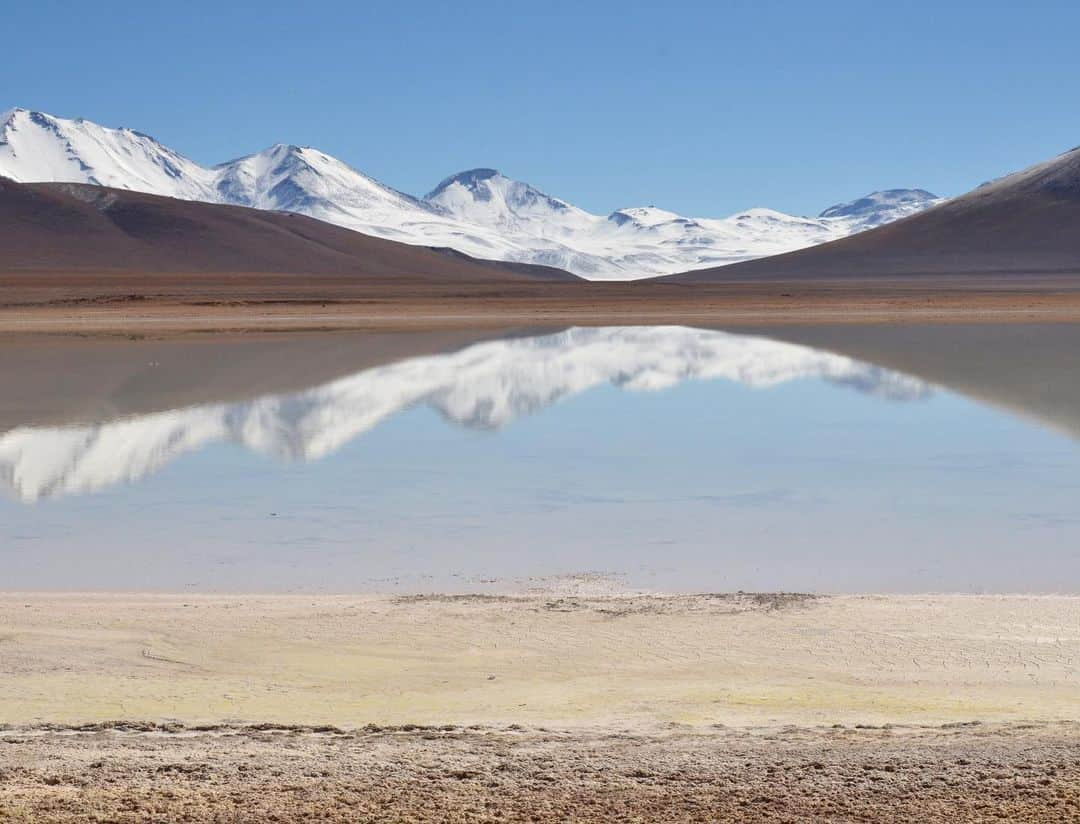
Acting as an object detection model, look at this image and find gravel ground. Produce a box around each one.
[1,721,1078,822]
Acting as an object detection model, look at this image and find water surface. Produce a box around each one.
[3,325,1078,593]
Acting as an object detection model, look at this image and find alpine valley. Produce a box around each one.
[0,108,941,279]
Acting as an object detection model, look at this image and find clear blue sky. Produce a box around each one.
[8,0,1080,216]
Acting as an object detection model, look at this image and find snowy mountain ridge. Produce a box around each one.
[0,108,944,279]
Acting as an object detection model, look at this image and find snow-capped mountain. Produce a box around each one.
[425,168,943,276]
[0,108,943,279]
[209,144,512,252]
[818,188,942,228]
[0,107,215,198]
[0,326,929,502]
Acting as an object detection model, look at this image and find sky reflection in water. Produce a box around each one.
[2,326,1078,594]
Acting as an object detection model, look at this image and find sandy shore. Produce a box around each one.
[2,592,1079,821]
[3,592,1078,728]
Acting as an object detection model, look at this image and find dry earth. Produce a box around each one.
[2,593,1079,821]
[4,275,1080,335]
[2,722,1079,822]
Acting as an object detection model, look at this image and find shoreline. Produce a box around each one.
[3,275,1080,335]
[3,591,1077,730]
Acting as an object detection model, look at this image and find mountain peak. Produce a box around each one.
[214,144,299,170]
[426,168,502,199]
[425,168,579,227]
[0,108,948,280]
[264,142,302,155]
[267,142,312,156]
[818,189,943,228]
[607,206,684,228]
[2,108,164,144]
[3,107,37,120]
[2,108,55,132]
[212,140,430,217]
[0,107,212,194]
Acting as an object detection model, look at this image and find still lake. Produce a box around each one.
[3,324,1078,593]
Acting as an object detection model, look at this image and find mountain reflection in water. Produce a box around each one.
[0,326,930,502]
